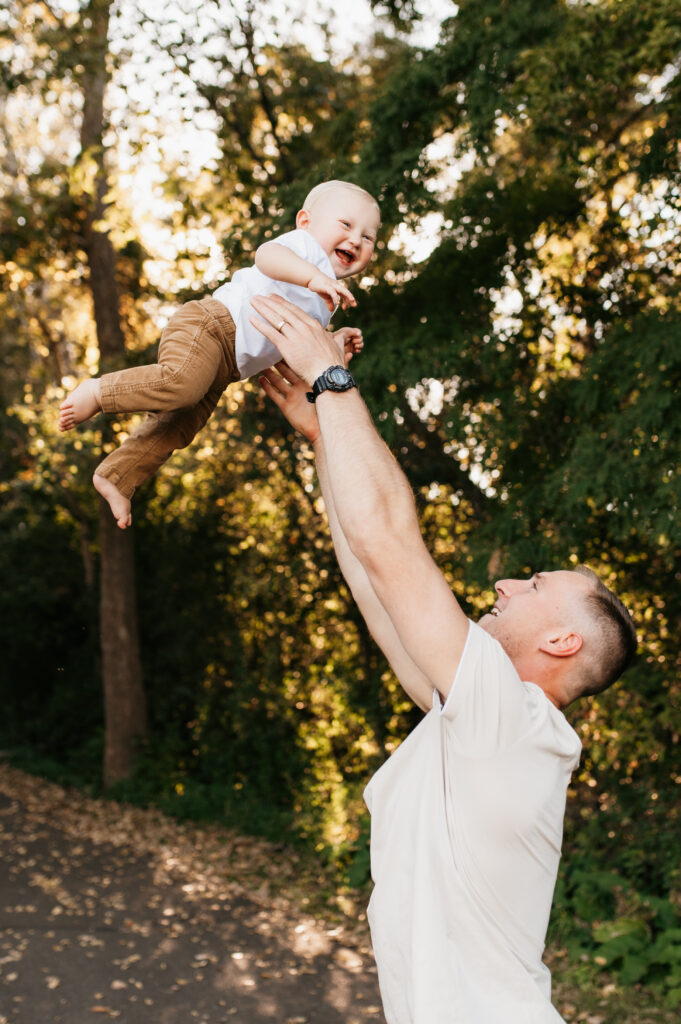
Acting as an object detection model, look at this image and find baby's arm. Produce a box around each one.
[333,326,363,362]
[255,241,356,313]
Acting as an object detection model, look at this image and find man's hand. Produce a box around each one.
[250,294,345,385]
[260,362,320,443]
[307,271,356,313]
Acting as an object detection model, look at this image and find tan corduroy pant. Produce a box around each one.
[95,297,239,498]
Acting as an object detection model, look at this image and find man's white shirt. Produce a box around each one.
[364,620,582,1024]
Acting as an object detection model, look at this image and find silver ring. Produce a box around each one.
[276,319,287,331]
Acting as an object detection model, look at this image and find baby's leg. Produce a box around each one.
[94,383,224,526]
[98,301,225,415]
[58,300,224,433]
[58,379,102,431]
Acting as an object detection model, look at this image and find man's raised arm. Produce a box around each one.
[260,363,436,710]
[251,296,470,702]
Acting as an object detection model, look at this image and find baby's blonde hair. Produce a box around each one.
[302,180,380,220]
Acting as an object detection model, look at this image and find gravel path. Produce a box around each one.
[0,765,383,1024]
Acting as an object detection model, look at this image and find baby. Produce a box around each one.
[59,180,380,528]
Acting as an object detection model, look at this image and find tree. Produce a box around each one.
[0,0,148,783]
[78,0,147,785]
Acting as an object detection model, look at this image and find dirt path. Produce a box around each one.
[0,764,382,1024]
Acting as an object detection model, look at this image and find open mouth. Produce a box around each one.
[490,606,500,617]
[335,248,355,266]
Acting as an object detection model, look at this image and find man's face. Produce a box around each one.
[479,570,591,672]
[297,189,380,280]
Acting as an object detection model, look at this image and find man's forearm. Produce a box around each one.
[315,389,419,562]
[313,387,470,699]
[314,434,434,709]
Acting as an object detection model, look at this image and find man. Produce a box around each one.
[250,294,637,1024]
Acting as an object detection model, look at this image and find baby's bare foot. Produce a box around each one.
[59,379,102,431]
[93,473,132,530]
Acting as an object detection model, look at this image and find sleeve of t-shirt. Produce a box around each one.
[438,620,533,754]
[268,229,336,278]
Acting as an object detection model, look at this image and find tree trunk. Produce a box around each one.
[99,504,146,785]
[80,0,147,785]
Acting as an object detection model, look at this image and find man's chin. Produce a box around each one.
[478,611,497,634]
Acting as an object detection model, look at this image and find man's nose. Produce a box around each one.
[495,578,518,597]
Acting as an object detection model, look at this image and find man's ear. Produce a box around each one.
[296,209,310,230]
[539,632,583,658]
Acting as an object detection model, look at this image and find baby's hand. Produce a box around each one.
[307,271,357,313]
[333,327,363,365]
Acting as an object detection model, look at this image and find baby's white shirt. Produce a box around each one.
[213,229,334,380]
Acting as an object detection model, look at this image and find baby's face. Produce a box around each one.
[297,189,380,280]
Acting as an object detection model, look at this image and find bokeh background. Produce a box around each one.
[1,0,680,1018]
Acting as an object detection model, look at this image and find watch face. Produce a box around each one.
[328,366,350,386]
[311,365,356,400]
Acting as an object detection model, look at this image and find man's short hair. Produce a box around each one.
[302,180,380,219]
[573,565,637,698]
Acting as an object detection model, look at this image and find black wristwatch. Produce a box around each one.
[306,365,357,403]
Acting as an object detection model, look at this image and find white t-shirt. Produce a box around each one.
[213,229,334,380]
[364,620,582,1024]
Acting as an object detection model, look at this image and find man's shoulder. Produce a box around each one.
[440,621,543,742]
[523,681,582,760]
[448,619,521,690]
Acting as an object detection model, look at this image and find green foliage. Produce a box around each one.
[551,855,681,1004]
[0,494,101,777]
